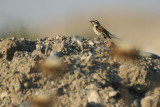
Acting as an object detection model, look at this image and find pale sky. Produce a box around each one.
[0,0,160,27]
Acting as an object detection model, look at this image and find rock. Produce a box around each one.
[132,99,141,107]
[51,81,55,85]
[35,91,40,96]
[40,37,47,41]
[131,67,137,71]
[118,63,158,92]
[20,101,31,107]
[0,39,17,60]
[72,35,84,42]
[23,82,29,88]
[74,70,80,74]
[93,73,101,80]
[80,88,87,93]
[141,96,152,107]
[109,90,118,98]
[76,40,85,50]
[89,41,94,46]
[55,35,60,39]
[49,50,59,58]
[139,52,160,59]
[154,87,160,94]
[1,92,8,99]
[36,43,42,51]
[141,93,160,107]
[32,54,41,61]
[87,90,102,104]
[12,81,21,92]
[51,42,64,52]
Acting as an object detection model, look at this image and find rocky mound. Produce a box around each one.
[0,36,160,107]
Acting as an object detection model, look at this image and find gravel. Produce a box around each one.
[0,35,159,107]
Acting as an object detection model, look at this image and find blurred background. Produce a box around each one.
[0,0,160,54]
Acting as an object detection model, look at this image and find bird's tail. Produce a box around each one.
[108,32,122,41]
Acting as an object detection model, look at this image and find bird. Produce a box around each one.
[90,20,121,40]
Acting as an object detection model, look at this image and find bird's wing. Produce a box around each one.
[96,26,111,39]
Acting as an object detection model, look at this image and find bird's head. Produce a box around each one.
[90,20,100,26]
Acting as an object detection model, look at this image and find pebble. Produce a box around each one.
[139,52,160,59]
[35,91,40,96]
[132,99,141,107]
[23,82,29,88]
[89,41,94,46]
[88,90,102,103]
[51,81,55,85]
[20,101,31,107]
[80,88,87,93]
[93,73,101,80]
[32,54,40,61]
[36,43,42,51]
[131,67,137,71]
[141,96,152,107]
[1,92,8,99]
[49,50,59,58]
[12,82,21,92]
[72,35,84,42]
[109,90,118,97]
[40,37,47,41]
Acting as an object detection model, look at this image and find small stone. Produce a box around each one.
[40,37,47,41]
[12,82,21,92]
[75,72,80,79]
[11,37,16,40]
[131,67,136,71]
[55,35,60,39]
[32,54,41,61]
[139,52,160,59]
[93,74,101,80]
[49,50,59,58]
[154,87,160,94]
[88,90,102,104]
[74,70,80,74]
[109,90,118,97]
[1,92,8,99]
[51,81,55,85]
[72,80,77,89]
[72,35,84,42]
[132,99,141,107]
[36,44,42,51]
[105,96,109,100]
[35,91,40,96]
[94,41,100,44]
[76,40,85,50]
[108,86,114,91]
[89,41,94,46]
[21,101,31,107]
[23,82,29,88]
[80,88,87,93]
[141,96,152,107]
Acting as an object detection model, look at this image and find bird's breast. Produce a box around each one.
[93,27,102,35]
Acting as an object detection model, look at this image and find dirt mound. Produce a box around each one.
[0,36,160,107]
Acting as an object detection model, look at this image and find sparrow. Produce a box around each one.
[90,20,121,40]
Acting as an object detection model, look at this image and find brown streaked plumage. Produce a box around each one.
[96,25,111,39]
[90,20,121,40]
